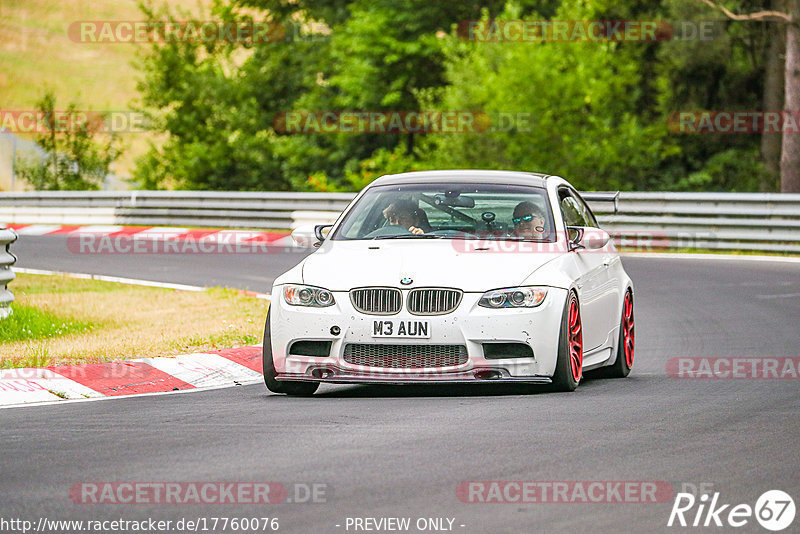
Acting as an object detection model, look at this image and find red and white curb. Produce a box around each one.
[3,224,295,248]
[0,346,265,408]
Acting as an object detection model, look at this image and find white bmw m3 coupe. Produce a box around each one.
[263,170,635,395]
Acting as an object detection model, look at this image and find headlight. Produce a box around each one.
[283,284,335,307]
[479,287,547,308]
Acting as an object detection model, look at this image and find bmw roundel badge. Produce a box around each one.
[400,277,413,285]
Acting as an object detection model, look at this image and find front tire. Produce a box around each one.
[262,310,319,396]
[552,291,582,391]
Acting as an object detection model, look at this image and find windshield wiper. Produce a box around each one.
[494,236,550,242]
[374,234,444,240]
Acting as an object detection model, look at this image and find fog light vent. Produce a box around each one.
[289,340,332,357]
[482,343,534,360]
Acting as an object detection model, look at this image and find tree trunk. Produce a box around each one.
[781,0,800,192]
[762,1,785,191]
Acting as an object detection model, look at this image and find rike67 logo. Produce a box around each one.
[668,489,795,531]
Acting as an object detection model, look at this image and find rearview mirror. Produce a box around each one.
[433,193,475,208]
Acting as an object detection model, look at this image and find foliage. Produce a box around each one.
[302,144,427,192]
[133,0,306,190]
[16,92,121,191]
[669,148,766,191]
[133,0,780,192]
[418,3,675,191]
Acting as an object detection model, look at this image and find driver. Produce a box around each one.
[512,201,547,239]
[383,200,425,235]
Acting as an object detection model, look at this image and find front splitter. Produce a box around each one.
[278,373,552,385]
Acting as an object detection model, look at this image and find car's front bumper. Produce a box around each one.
[270,286,567,384]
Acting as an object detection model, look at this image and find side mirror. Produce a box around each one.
[291,224,331,247]
[314,224,333,242]
[583,228,611,249]
[567,227,584,251]
[567,227,610,251]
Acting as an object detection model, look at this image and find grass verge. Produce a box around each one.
[0,303,95,343]
[0,273,268,369]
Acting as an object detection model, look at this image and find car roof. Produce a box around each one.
[371,170,550,188]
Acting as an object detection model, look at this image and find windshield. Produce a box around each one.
[332,182,556,242]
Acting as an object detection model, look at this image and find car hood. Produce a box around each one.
[300,240,563,292]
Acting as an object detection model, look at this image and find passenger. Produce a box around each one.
[383,200,426,235]
[512,201,547,239]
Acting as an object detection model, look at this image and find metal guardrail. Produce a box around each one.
[1,191,800,253]
[0,191,354,230]
[585,192,800,253]
[0,227,17,319]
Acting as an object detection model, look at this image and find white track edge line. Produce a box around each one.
[15,268,208,292]
[14,267,272,297]
[621,252,800,263]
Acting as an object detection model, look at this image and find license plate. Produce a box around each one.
[371,320,431,338]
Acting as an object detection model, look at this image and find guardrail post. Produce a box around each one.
[0,227,18,320]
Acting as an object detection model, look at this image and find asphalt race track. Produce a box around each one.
[12,235,312,291]
[2,235,799,533]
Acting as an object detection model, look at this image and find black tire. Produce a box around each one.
[262,310,319,396]
[603,290,634,378]
[551,291,582,392]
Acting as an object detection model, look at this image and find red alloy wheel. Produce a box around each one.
[623,292,635,368]
[568,297,583,382]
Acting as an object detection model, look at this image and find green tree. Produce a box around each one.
[133,0,777,192]
[133,1,316,190]
[136,0,513,190]
[418,0,775,192]
[418,2,676,191]
[270,0,512,190]
[693,0,799,192]
[655,0,773,191]
[17,92,121,191]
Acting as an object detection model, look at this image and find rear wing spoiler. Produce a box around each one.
[580,191,620,214]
